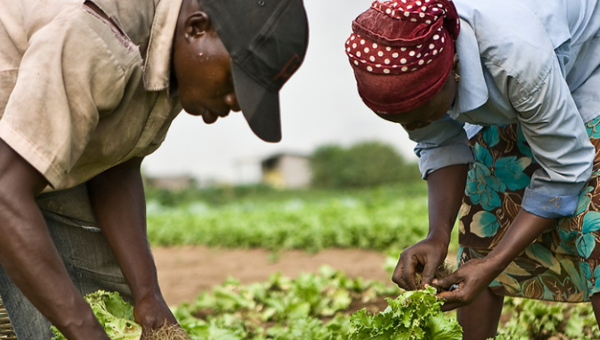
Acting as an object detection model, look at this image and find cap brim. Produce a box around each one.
[231,62,282,143]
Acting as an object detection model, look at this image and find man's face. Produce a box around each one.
[172,8,241,124]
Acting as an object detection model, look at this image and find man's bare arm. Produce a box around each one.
[87,157,177,333]
[0,139,108,339]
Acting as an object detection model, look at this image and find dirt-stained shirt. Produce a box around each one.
[0,0,183,191]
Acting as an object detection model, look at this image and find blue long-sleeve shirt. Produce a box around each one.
[409,0,600,218]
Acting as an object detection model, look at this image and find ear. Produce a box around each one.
[452,53,460,71]
[183,11,212,40]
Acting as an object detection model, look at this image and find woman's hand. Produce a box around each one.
[391,164,468,291]
[392,236,449,291]
[433,210,555,311]
[433,257,502,312]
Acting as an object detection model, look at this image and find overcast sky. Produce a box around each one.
[143,0,419,184]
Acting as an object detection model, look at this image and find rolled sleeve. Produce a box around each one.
[521,186,579,218]
[407,115,474,179]
[513,57,594,218]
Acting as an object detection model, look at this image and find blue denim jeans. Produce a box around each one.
[0,184,132,339]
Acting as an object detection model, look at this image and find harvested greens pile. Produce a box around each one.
[51,291,140,340]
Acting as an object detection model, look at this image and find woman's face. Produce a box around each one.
[376,69,458,131]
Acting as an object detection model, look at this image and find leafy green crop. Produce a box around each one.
[146,183,433,254]
[348,286,462,340]
[172,265,397,339]
[496,297,600,339]
[51,291,141,340]
[170,269,464,340]
[49,272,599,340]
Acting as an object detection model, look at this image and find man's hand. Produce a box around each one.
[134,292,179,336]
[392,237,448,291]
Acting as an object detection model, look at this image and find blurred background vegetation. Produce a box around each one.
[309,141,420,189]
[145,140,421,207]
[143,140,431,253]
[141,141,600,339]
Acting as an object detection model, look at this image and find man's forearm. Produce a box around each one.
[0,139,108,339]
[87,157,161,304]
[0,200,106,338]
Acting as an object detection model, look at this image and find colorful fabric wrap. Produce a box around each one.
[459,117,600,302]
[345,0,460,114]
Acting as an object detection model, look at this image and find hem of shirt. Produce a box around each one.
[419,144,475,179]
[521,187,578,218]
[0,122,63,188]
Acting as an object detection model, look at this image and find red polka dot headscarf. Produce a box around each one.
[346,0,460,114]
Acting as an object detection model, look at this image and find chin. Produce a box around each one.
[181,102,202,116]
[185,109,202,117]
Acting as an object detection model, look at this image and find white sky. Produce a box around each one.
[143,0,418,184]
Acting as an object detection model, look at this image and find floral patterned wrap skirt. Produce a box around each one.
[458,116,600,302]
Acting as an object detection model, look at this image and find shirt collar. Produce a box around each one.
[143,0,183,92]
[448,19,488,118]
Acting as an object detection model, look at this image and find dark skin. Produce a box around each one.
[172,0,241,123]
[376,54,460,131]
[0,0,241,338]
[0,140,109,339]
[380,55,600,339]
[87,157,177,335]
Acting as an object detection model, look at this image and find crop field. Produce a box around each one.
[146,182,433,253]
[144,182,600,339]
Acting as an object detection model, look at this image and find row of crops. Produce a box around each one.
[56,267,599,339]
[170,267,599,339]
[146,182,433,253]
[144,182,600,339]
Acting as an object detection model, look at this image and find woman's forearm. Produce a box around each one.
[425,164,469,246]
[485,210,555,270]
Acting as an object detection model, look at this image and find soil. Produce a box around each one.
[152,246,394,306]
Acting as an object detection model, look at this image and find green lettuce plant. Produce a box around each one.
[348,286,462,340]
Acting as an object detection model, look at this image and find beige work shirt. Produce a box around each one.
[0,0,183,191]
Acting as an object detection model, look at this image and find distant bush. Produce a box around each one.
[310,141,420,188]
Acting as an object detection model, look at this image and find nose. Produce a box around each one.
[224,93,241,112]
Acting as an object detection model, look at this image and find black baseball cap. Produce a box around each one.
[199,0,310,142]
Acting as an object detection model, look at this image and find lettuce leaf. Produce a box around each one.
[348,286,462,340]
[51,290,141,340]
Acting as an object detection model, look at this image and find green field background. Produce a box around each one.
[145,183,599,339]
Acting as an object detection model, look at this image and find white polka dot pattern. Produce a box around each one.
[345,0,458,75]
[346,30,448,75]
